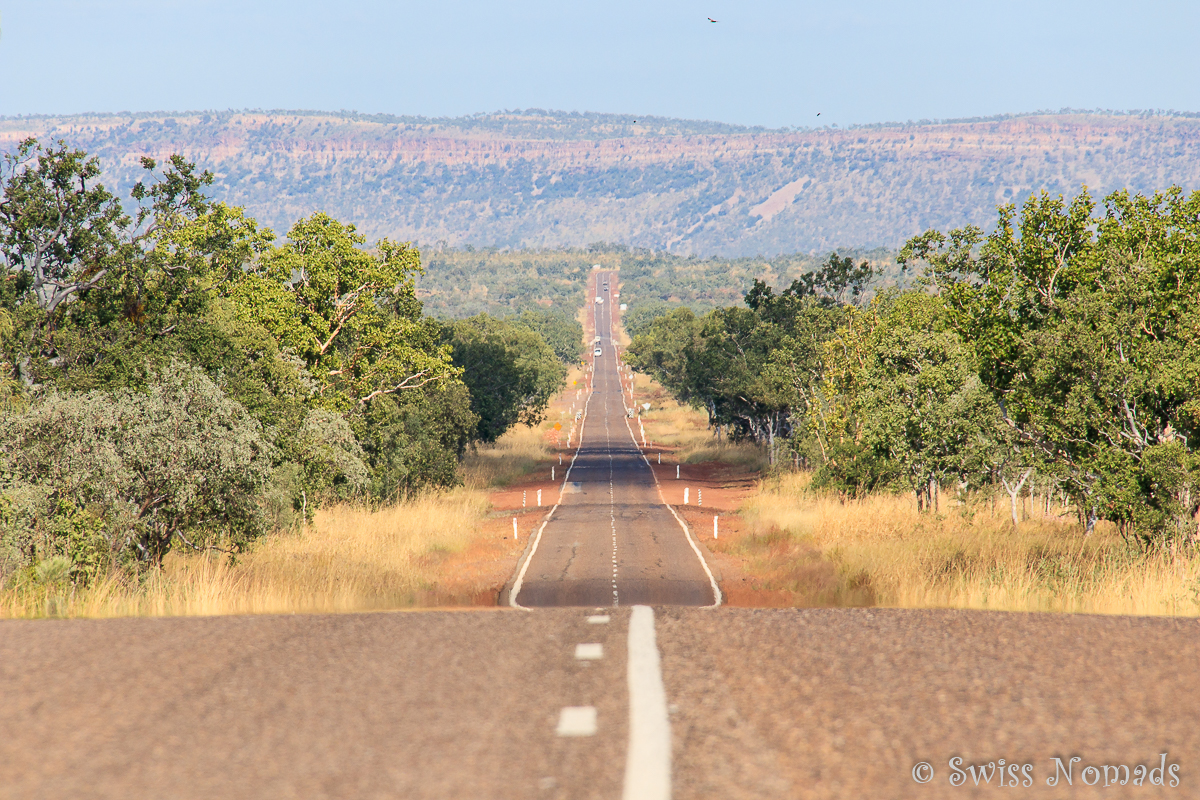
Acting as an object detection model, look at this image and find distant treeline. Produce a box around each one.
[417,243,902,325]
[627,189,1200,548]
[0,139,578,586]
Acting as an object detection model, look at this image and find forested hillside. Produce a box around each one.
[4,110,1200,256]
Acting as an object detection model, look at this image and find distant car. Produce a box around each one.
[593,347,603,357]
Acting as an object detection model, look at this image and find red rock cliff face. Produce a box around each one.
[3,112,1198,255]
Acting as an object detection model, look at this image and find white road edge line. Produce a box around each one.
[509,295,600,610]
[621,412,723,608]
[623,605,671,800]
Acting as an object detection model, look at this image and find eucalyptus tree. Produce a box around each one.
[903,188,1200,544]
[0,362,275,572]
[443,314,565,443]
[229,213,456,408]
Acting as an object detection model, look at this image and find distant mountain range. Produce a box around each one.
[3,109,1199,256]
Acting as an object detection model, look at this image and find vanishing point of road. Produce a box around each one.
[505,270,718,609]
[3,271,1200,799]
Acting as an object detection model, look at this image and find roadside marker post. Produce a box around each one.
[714,516,718,539]
[537,489,542,506]
[676,465,680,479]
[657,453,661,464]
[684,487,689,505]
[523,490,527,508]
[698,490,702,506]
[513,517,518,539]
[552,466,555,481]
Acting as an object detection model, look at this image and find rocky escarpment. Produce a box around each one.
[3,109,1198,255]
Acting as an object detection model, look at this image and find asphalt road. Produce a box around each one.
[3,271,1198,798]
[4,607,1198,799]
[505,270,719,609]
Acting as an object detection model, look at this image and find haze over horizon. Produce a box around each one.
[2,1,1198,129]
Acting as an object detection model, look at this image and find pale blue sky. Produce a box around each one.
[1,1,1197,128]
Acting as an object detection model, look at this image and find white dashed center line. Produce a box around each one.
[574,643,604,660]
[556,706,597,737]
[604,390,618,607]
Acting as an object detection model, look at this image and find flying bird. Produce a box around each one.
[708,17,718,23]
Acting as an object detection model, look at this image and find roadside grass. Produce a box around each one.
[461,423,550,489]
[734,471,1200,616]
[9,353,1194,619]
[628,371,769,471]
[0,424,553,620]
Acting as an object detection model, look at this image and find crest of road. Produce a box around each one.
[507,271,720,609]
[6,270,1198,800]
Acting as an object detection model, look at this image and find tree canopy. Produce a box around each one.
[0,139,574,582]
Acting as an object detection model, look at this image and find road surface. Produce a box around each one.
[505,270,719,608]
[3,607,1198,798]
[3,270,1198,798]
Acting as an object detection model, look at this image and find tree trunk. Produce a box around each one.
[1001,468,1033,530]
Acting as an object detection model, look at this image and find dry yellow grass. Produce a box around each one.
[1,424,553,620]
[740,472,1200,616]
[461,421,551,489]
[627,370,768,470]
[1,492,489,619]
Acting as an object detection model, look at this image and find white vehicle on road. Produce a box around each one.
[593,346,603,357]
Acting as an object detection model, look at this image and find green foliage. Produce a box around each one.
[902,186,1200,544]
[358,381,477,501]
[627,300,835,464]
[811,293,999,503]
[229,213,456,407]
[443,315,566,443]
[0,138,127,314]
[417,248,598,320]
[629,188,1200,549]
[0,139,577,586]
[0,362,275,569]
[512,308,583,364]
[622,300,676,339]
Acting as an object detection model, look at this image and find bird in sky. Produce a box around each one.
[708,17,718,23]
[817,113,821,116]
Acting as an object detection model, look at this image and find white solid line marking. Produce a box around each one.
[587,614,611,624]
[509,377,595,609]
[623,606,671,800]
[556,706,597,737]
[575,643,604,660]
[621,413,722,607]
